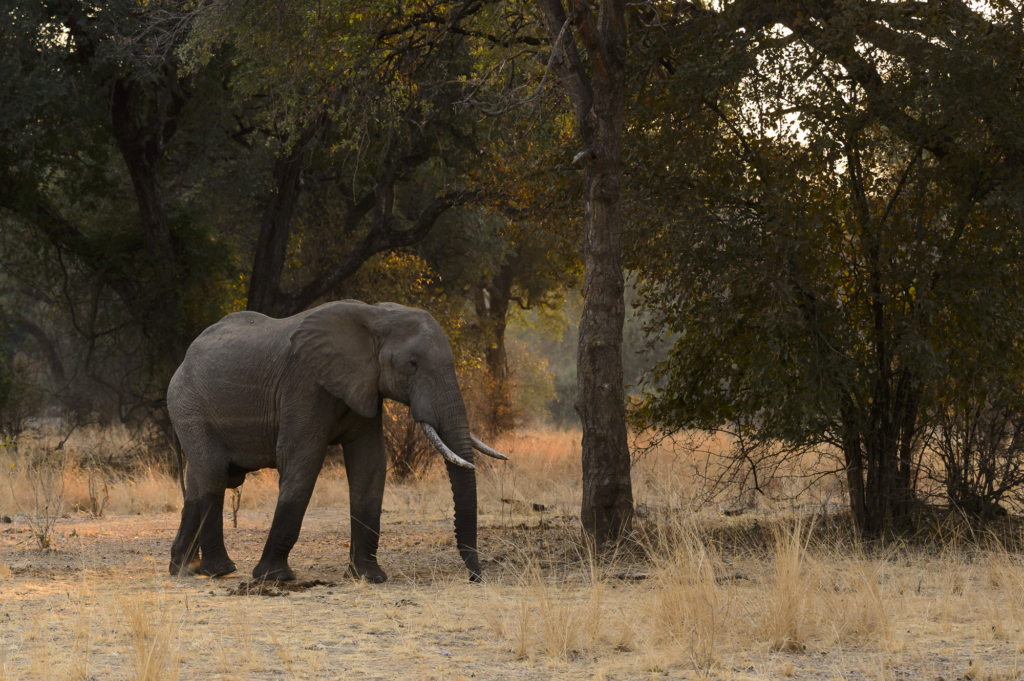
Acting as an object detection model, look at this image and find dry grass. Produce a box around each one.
[753,523,894,654]
[757,522,816,652]
[118,587,181,681]
[646,523,730,672]
[0,425,355,522]
[2,424,1024,678]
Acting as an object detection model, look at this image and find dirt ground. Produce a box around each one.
[0,505,534,680]
[3,501,1024,680]
[3,427,1024,679]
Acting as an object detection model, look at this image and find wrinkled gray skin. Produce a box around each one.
[167,300,482,583]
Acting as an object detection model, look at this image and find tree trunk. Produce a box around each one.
[247,127,318,317]
[843,431,867,539]
[894,378,922,524]
[109,70,189,367]
[576,126,633,546]
[536,0,633,547]
[473,262,515,435]
[843,380,921,538]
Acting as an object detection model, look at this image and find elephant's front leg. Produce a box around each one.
[253,450,327,581]
[342,415,388,583]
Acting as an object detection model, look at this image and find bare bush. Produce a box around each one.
[382,401,432,481]
[922,393,1024,518]
[85,467,109,517]
[5,452,67,549]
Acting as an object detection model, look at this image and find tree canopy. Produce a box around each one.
[3,0,1024,537]
[628,0,1024,534]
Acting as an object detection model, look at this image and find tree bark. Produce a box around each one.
[842,377,921,538]
[576,137,633,546]
[109,69,189,366]
[536,0,633,546]
[841,416,867,540]
[247,127,318,316]
[473,262,515,435]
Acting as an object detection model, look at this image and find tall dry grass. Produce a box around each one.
[0,425,359,524]
[1,426,180,521]
[6,421,1024,677]
[757,522,816,651]
[477,516,733,674]
[645,522,729,672]
[753,522,895,652]
[1,422,841,527]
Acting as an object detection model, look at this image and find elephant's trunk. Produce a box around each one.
[434,378,481,582]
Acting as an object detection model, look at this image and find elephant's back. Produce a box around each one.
[169,311,300,424]
[196,310,278,340]
[188,310,299,356]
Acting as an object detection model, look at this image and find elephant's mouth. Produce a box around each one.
[417,423,508,469]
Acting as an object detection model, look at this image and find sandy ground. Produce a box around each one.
[1,504,609,680]
[3,499,1024,680]
[2,423,1024,681]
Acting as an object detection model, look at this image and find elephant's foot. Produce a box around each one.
[253,559,295,582]
[169,554,201,577]
[462,554,482,583]
[199,555,237,578]
[346,561,388,584]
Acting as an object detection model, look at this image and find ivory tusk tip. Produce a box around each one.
[470,434,509,461]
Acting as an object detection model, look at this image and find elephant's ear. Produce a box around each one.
[289,301,381,418]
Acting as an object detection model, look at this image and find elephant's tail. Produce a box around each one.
[172,429,186,498]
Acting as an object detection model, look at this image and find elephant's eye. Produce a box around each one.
[409,360,418,371]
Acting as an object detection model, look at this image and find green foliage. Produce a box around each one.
[627,0,1024,533]
[0,1,252,421]
[507,339,557,420]
[184,0,485,189]
[173,216,242,334]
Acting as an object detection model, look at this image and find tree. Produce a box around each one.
[468,240,570,434]
[0,316,44,439]
[0,2,238,422]
[182,0,488,319]
[533,0,634,546]
[627,0,1024,536]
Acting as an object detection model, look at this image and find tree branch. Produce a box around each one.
[482,19,570,116]
[535,0,595,119]
[276,190,476,315]
[0,312,66,384]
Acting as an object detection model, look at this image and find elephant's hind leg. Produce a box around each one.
[172,495,237,577]
[169,442,237,578]
[170,501,202,576]
[194,490,236,576]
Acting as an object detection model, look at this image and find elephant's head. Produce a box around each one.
[289,300,507,581]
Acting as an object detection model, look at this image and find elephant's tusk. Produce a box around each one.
[470,435,509,461]
[419,423,474,469]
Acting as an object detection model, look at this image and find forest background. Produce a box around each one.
[3,0,1024,541]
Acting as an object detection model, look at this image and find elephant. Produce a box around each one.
[166,300,507,583]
